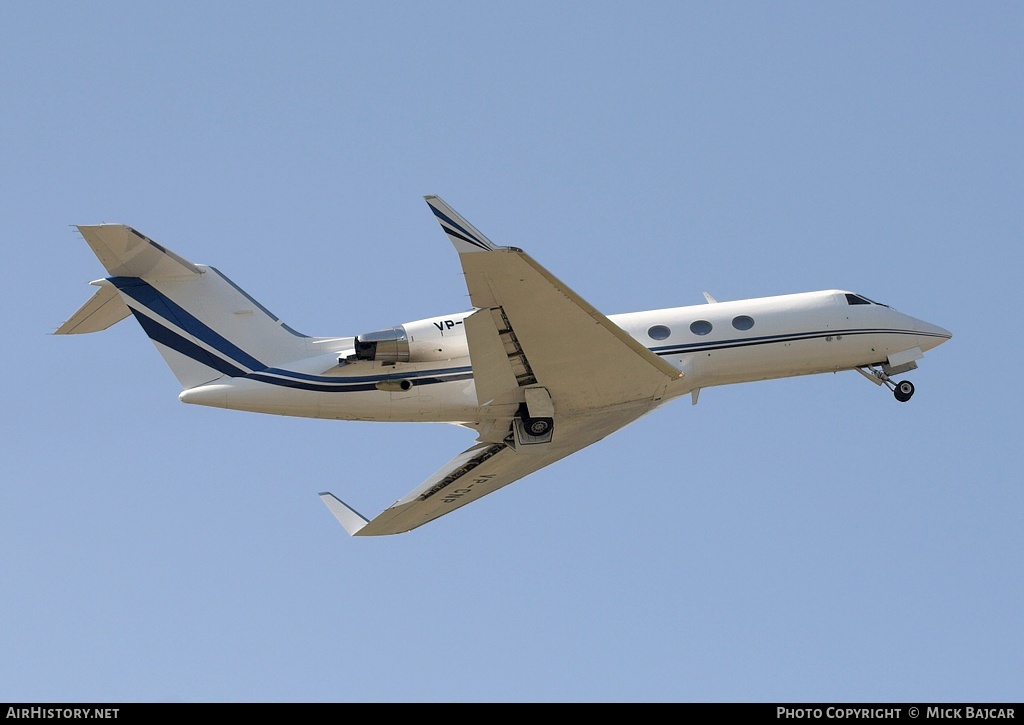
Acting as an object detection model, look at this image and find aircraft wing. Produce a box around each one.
[424,195,682,412]
[319,197,684,536]
[320,403,655,536]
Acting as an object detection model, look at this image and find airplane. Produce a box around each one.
[56,196,952,536]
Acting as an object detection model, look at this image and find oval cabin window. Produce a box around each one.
[690,320,712,336]
[732,315,754,331]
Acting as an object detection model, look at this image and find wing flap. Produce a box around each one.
[464,307,520,406]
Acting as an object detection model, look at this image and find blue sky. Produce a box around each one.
[2,2,1021,702]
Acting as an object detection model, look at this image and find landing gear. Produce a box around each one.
[518,401,553,437]
[893,380,915,403]
[855,364,916,403]
[509,403,555,447]
[525,416,553,436]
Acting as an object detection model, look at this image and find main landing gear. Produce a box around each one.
[505,402,555,448]
[856,365,916,402]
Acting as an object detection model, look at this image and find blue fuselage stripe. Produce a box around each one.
[247,371,475,393]
[117,286,473,392]
[130,308,249,378]
[110,277,267,372]
[649,327,938,356]
[258,365,473,384]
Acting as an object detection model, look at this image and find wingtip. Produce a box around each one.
[319,492,369,536]
[423,196,498,253]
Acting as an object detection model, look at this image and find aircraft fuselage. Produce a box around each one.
[177,289,950,422]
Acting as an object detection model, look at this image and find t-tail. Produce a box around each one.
[56,225,313,390]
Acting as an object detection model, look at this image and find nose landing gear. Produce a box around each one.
[855,365,916,402]
[893,379,915,402]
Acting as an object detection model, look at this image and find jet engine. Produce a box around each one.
[351,314,471,363]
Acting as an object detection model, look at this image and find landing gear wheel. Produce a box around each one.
[525,417,553,436]
[893,380,915,403]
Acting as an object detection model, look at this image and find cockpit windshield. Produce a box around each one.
[845,293,889,307]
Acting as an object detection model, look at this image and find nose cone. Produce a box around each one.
[913,317,952,351]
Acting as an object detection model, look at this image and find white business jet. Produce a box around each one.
[57,196,951,536]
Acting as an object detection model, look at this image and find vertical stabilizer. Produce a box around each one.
[64,225,313,390]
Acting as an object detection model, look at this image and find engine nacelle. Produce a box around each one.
[352,313,471,363]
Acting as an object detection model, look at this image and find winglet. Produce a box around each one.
[318,492,369,536]
[424,196,499,253]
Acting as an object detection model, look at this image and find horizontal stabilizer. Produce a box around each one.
[55,280,130,334]
[77,225,202,279]
[65,224,313,388]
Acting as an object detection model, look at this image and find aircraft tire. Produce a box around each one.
[894,380,915,402]
[525,417,553,436]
